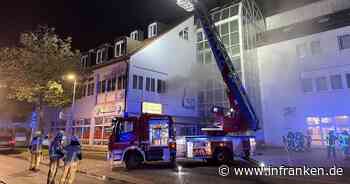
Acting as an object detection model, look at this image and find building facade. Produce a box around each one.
[51,18,199,146]
[258,0,350,147]
[195,0,265,140]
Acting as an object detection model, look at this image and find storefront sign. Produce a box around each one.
[142,102,162,115]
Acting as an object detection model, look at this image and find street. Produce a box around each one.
[1,152,349,184]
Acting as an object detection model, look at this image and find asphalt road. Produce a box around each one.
[0,154,349,184]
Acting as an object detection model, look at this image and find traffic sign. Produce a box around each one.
[30,112,37,129]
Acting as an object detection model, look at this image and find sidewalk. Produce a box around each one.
[252,147,350,168]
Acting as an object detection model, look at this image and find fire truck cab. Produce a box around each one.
[108,114,176,169]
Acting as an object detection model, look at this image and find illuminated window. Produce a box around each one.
[148,23,158,38]
[335,115,349,124]
[321,117,332,124]
[307,117,320,125]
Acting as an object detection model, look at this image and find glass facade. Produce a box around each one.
[196,0,265,123]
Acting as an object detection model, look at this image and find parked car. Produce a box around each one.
[0,128,16,151]
[14,132,28,147]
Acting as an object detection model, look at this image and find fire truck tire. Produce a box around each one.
[214,148,232,164]
[125,152,142,170]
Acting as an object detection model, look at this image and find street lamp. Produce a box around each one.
[64,73,77,137]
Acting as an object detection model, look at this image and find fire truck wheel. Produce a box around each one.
[125,152,142,170]
[214,148,232,164]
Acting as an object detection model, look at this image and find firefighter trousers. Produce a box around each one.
[47,159,60,184]
[59,162,78,184]
[29,152,42,170]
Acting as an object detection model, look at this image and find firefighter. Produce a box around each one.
[47,131,65,184]
[29,131,43,171]
[59,136,82,184]
[305,130,312,151]
[326,130,337,160]
[339,130,350,160]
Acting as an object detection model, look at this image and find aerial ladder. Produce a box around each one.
[176,0,261,164]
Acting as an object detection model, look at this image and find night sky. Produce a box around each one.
[0,0,321,51]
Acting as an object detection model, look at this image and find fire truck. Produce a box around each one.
[174,0,260,165]
[108,0,261,169]
[108,114,177,169]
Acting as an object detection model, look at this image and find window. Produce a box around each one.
[111,78,116,91]
[197,32,203,42]
[146,77,150,91]
[81,85,87,97]
[220,23,229,35]
[222,8,230,19]
[148,23,158,38]
[315,77,328,91]
[87,83,94,96]
[96,49,105,64]
[204,51,212,64]
[310,40,322,55]
[132,75,138,89]
[330,74,343,90]
[296,43,307,58]
[107,79,112,92]
[81,55,88,68]
[301,78,313,93]
[338,35,350,50]
[101,80,106,93]
[179,27,189,40]
[117,75,126,90]
[138,76,144,90]
[151,78,155,92]
[157,79,166,94]
[346,74,350,88]
[115,40,125,57]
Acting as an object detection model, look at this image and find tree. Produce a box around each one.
[0,25,84,132]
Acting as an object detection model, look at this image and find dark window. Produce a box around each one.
[107,79,112,92]
[117,76,122,90]
[138,76,144,90]
[111,78,116,91]
[133,75,138,89]
[122,75,126,89]
[151,78,155,92]
[97,81,101,94]
[157,79,162,93]
[101,80,106,93]
[338,35,350,50]
[81,85,86,97]
[330,75,343,90]
[87,83,94,96]
[301,78,313,93]
[146,77,150,91]
[346,74,350,88]
[315,77,328,91]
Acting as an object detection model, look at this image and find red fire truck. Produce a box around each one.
[108,114,177,169]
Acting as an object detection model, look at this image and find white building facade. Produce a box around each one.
[258,0,350,147]
[51,18,199,146]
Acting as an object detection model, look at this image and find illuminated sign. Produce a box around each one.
[142,102,162,115]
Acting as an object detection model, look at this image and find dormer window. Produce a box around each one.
[115,40,126,57]
[148,23,158,38]
[96,48,105,64]
[130,30,144,41]
[179,27,189,40]
[81,55,88,68]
